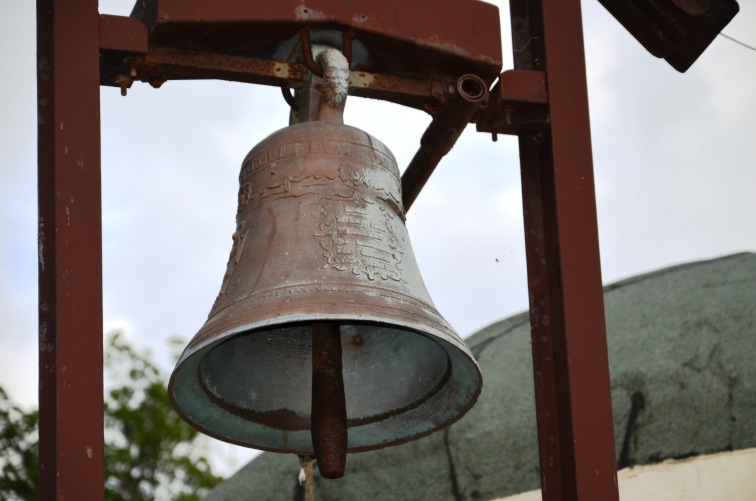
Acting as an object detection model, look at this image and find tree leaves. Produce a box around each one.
[0,387,38,500]
[0,333,222,500]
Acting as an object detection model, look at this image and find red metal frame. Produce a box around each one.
[36,0,618,499]
[509,1,619,498]
[36,0,105,499]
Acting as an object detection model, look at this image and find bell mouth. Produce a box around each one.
[169,318,482,454]
[196,322,451,431]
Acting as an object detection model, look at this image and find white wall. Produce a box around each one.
[497,447,756,501]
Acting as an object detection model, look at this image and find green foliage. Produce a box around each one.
[0,387,38,499]
[0,333,222,500]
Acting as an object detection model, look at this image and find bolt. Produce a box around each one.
[113,75,133,96]
[123,56,141,78]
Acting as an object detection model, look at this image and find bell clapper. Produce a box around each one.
[311,322,348,479]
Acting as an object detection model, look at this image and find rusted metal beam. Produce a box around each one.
[37,0,104,499]
[347,71,449,113]
[101,42,456,112]
[97,22,474,114]
[509,0,619,499]
[401,74,488,212]
[143,50,306,87]
[98,0,504,109]
[539,0,618,492]
[129,0,503,82]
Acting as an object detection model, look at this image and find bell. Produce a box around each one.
[169,48,482,478]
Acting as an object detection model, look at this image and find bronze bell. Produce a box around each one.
[169,48,482,478]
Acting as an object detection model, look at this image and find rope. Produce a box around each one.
[298,455,315,501]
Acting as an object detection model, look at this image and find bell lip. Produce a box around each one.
[195,325,455,431]
[168,314,482,454]
[171,379,482,456]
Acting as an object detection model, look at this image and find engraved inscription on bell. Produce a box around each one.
[207,117,440,329]
[215,130,408,295]
[316,194,404,282]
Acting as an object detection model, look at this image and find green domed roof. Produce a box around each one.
[205,253,756,500]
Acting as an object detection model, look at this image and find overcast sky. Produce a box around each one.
[1,0,754,476]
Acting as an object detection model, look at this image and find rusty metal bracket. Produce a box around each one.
[300,27,354,77]
[476,69,549,139]
[281,86,299,112]
[99,15,149,95]
[300,27,325,78]
[401,74,489,212]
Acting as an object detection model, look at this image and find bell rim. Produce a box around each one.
[168,314,482,454]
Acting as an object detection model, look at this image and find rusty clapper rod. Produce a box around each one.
[311,322,348,478]
[401,74,488,211]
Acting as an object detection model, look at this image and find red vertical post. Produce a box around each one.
[510,0,619,499]
[37,0,104,499]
